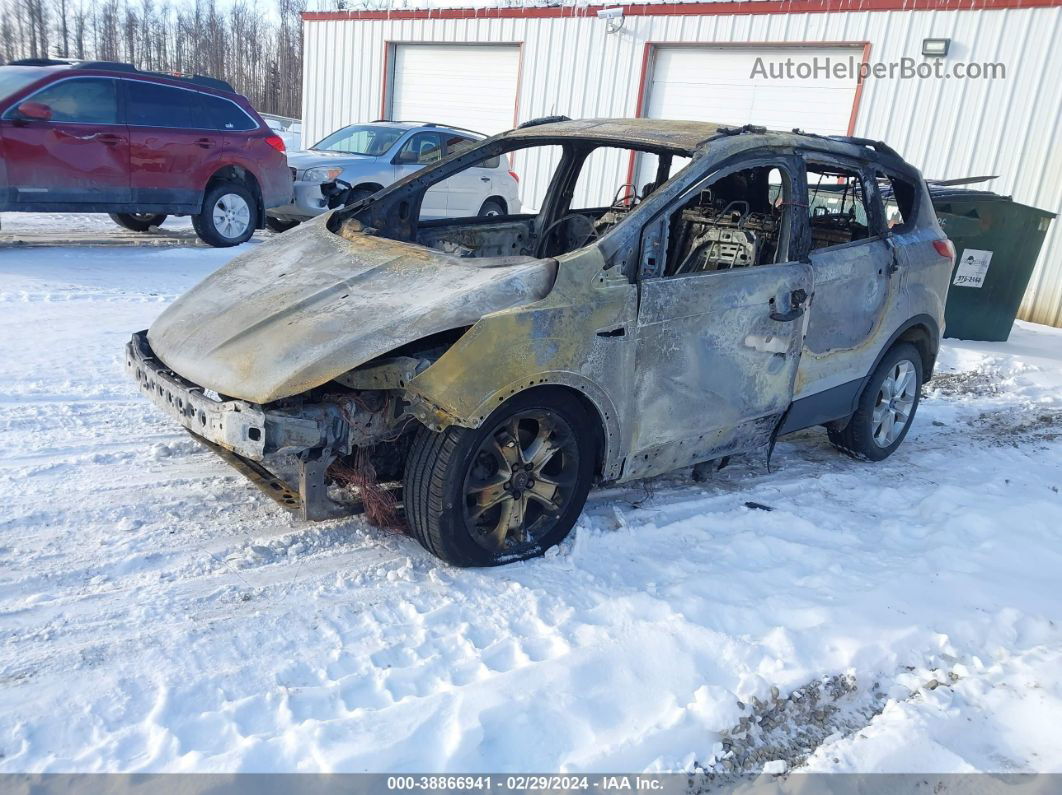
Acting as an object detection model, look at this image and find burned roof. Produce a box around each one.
[504,118,727,154]
[503,118,913,171]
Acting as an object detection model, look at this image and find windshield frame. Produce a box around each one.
[310,124,406,156]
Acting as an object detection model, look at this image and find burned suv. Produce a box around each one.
[127,118,954,566]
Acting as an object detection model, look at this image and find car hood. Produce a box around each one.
[287,149,372,171]
[147,216,556,404]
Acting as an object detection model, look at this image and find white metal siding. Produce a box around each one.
[389,44,520,135]
[303,5,1062,327]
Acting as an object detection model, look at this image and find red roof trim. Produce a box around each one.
[303,0,1062,22]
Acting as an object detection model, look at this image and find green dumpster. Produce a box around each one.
[925,188,1055,342]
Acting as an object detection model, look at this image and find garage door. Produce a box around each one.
[636,45,863,188]
[389,44,520,136]
[646,45,863,135]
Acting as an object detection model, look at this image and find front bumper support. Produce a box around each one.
[125,331,342,461]
[126,331,364,520]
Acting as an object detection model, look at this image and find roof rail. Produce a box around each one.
[825,135,900,158]
[517,115,571,129]
[6,57,234,92]
[716,124,767,137]
[372,119,487,137]
[69,60,235,92]
[7,57,76,66]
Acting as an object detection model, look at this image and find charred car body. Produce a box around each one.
[127,118,954,566]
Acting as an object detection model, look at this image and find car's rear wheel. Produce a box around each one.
[109,213,167,232]
[404,390,596,566]
[478,198,506,217]
[266,216,300,233]
[828,342,923,461]
[192,182,256,247]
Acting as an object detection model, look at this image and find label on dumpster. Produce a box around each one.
[953,249,993,288]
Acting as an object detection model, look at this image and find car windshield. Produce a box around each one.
[311,124,405,156]
[0,67,47,101]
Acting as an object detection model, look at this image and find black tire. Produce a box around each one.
[192,181,257,247]
[347,188,374,206]
[828,342,923,461]
[109,212,167,232]
[266,216,300,233]
[478,198,506,217]
[404,390,596,567]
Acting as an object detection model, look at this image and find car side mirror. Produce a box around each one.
[16,101,52,121]
[394,151,420,165]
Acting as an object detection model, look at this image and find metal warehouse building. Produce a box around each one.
[301,0,1062,327]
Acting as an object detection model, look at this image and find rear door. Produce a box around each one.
[393,131,448,219]
[124,79,217,210]
[0,76,129,206]
[795,155,895,400]
[439,134,493,217]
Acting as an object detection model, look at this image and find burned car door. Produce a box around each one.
[794,156,895,401]
[626,157,812,479]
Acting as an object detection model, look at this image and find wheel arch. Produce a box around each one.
[352,182,386,195]
[413,376,623,482]
[204,164,264,228]
[876,314,941,383]
[480,195,508,213]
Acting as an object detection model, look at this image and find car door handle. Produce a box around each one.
[884,236,901,274]
[480,176,490,183]
[96,133,123,146]
[195,137,213,149]
[770,288,808,322]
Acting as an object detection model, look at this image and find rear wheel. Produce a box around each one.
[192,181,256,247]
[478,198,506,217]
[828,342,923,461]
[404,391,596,566]
[109,212,167,232]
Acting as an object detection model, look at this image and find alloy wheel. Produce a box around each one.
[211,193,251,239]
[462,409,580,553]
[872,359,917,447]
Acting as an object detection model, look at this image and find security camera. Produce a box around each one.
[596,7,624,19]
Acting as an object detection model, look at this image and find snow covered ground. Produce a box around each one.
[1,216,1061,774]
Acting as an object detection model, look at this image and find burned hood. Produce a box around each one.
[147,216,556,404]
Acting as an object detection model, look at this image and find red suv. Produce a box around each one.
[0,59,291,247]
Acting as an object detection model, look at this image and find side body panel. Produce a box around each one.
[406,248,635,480]
[793,157,896,399]
[0,75,130,207]
[628,260,813,479]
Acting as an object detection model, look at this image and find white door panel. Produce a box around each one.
[390,44,519,136]
[639,45,862,187]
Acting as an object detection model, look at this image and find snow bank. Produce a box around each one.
[0,231,1060,773]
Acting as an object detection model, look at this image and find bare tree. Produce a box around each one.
[0,0,305,117]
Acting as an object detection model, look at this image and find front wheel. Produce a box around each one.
[828,342,923,461]
[109,212,167,232]
[192,182,256,247]
[404,391,596,566]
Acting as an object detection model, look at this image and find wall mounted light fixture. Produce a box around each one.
[922,38,951,57]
